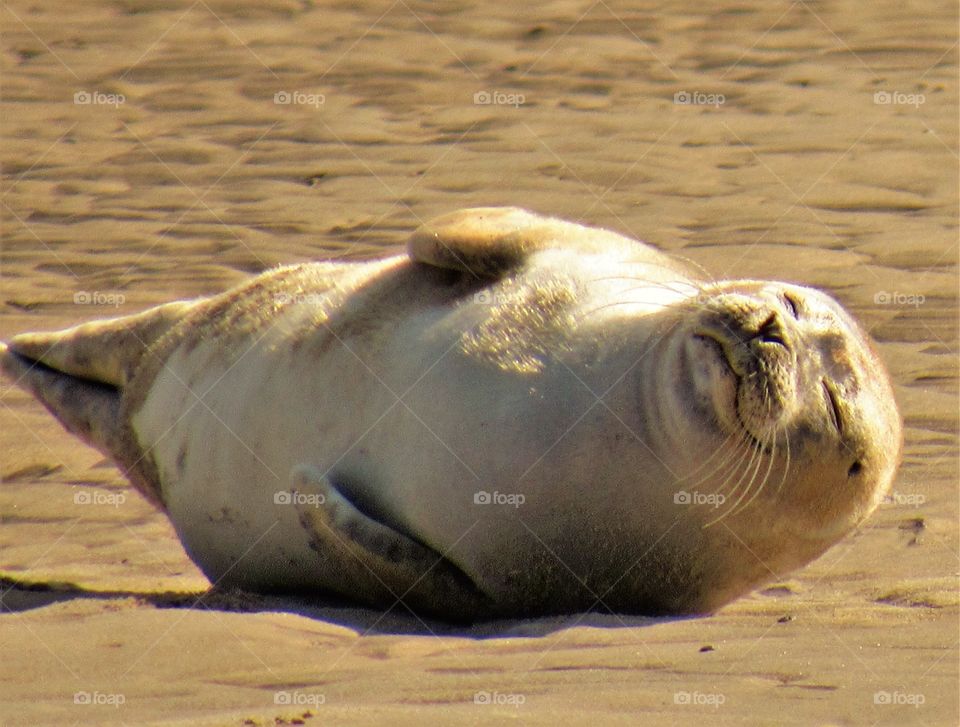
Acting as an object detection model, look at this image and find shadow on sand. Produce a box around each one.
[0,574,673,638]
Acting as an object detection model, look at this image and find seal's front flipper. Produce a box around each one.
[287,464,491,621]
[407,207,641,277]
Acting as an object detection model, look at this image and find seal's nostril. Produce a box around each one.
[756,313,787,347]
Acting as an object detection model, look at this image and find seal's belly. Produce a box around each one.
[129,271,556,591]
[130,262,707,605]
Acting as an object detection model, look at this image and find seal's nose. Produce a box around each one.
[752,311,789,349]
[693,293,802,385]
[700,294,791,351]
[723,305,791,362]
[727,308,793,386]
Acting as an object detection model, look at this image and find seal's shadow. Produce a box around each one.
[0,575,671,638]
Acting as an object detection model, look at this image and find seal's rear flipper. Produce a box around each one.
[0,341,123,458]
[5,301,193,388]
[0,301,195,507]
[288,464,492,621]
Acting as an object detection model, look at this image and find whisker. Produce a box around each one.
[703,431,766,528]
[724,424,779,520]
[585,276,704,303]
[576,300,670,319]
[773,423,791,496]
[667,253,718,286]
[680,427,748,489]
[703,391,775,527]
[705,431,757,507]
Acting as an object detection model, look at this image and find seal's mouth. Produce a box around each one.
[692,333,760,449]
[690,327,794,450]
[686,332,739,430]
[693,332,733,374]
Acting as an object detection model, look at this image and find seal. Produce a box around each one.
[0,207,902,620]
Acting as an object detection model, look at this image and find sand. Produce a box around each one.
[0,0,957,725]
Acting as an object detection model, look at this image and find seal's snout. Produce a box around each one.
[724,309,794,392]
[705,298,792,365]
[691,293,800,442]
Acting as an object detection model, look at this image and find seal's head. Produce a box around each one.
[675,281,902,543]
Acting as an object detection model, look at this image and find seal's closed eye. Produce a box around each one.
[782,292,801,319]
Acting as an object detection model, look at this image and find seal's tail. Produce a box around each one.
[0,301,193,499]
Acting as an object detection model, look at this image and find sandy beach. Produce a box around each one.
[0,1,957,724]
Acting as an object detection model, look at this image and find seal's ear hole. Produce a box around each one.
[848,460,863,477]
